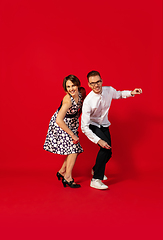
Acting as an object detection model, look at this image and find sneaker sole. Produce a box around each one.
[90,183,109,190]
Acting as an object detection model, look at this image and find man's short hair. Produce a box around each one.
[87,71,101,81]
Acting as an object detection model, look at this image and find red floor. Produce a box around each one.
[1,166,163,240]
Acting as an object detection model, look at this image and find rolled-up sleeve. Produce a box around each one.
[81,102,100,144]
[111,87,132,99]
[111,87,122,99]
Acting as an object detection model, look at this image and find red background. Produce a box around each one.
[0,0,162,239]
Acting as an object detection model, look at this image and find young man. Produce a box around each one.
[81,71,142,190]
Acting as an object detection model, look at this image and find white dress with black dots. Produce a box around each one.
[43,93,83,155]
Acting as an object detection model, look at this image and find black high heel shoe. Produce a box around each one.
[56,172,64,180]
[62,178,81,188]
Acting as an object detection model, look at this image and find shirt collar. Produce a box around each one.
[91,87,103,97]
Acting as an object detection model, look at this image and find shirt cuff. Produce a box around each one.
[94,136,101,144]
[122,90,133,98]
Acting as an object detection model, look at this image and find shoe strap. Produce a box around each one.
[70,179,74,184]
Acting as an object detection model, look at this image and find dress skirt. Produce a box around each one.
[43,110,83,155]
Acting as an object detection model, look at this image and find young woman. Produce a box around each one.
[43,75,86,188]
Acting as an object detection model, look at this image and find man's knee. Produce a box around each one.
[101,148,112,158]
[106,149,112,162]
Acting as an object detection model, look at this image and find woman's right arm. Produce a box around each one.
[56,95,79,144]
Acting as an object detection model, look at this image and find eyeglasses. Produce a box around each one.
[89,80,102,87]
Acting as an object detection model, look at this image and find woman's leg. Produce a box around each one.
[58,156,68,176]
[64,153,78,182]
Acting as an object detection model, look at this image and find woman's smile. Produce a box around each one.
[66,80,78,96]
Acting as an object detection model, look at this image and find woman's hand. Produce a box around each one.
[71,134,79,144]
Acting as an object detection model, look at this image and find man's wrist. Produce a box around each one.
[95,137,101,144]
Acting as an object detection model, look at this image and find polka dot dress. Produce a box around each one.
[43,93,83,155]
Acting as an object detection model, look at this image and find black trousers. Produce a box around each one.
[89,124,112,180]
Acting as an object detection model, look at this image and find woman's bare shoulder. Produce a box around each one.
[62,94,71,106]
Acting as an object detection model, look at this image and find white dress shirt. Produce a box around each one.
[81,86,132,144]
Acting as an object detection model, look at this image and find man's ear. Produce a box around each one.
[88,82,91,88]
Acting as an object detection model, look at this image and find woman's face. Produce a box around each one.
[66,80,78,97]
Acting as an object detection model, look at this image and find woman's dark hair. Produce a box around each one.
[63,75,81,91]
[87,71,101,81]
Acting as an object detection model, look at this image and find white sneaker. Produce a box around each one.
[91,169,108,181]
[90,179,109,190]
[103,175,108,180]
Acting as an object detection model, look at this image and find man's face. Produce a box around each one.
[88,75,103,94]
